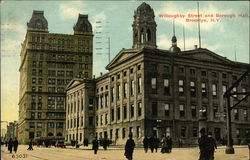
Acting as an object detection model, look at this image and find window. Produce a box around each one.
[192,127,198,137]
[179,104,185,117]
[36,131,42,137]
[138,77,142,94]
[111,87,114,102]
[105,113,108,125]
[181,126,186,137]
[212,72,217,77]
[201,105,207,118]
[115,128,119,138]
[201,82,207,97]
[31,112,35,119]
[164,66,170,73]
[191,105,196,118]
[179,67,184,73]
[117,84,121,100]
[190,81,196,97]
[243,109,248,121]
[234,109,239,120]
[110,129,113,139]
[48,122,54,128]
[190,69,195,75]
[212,84,217,97]
[130,80,134,96]
[246,129,250,138]
[105,94,108,107]
[233,87,237,98]
[32,78,36,84]
[130,104,134,118]
[96,116,99,126]
[213,106,218,119]
[37,122,42,128]
[136,126,141,138]
[30,122,35,128]
[122,70,127,77]
[164,103,170,116]
[201,71,207,76]
[222,85,227,94]
[117,74,120,80]
[122,128,126,139]
[164,79,170,95]
[179,80,184,95]
[130,68,134,74]
[152,102,158,116]
[111,108,114,121]
[38,112,42,119]
[222,73,227,78]
[151,78,157,94]
[123,105,127,119]
[100,115,103,125]
[117,106,121,120]
[138,102,142,117]
[88,116,93,126]
[124,82,128,98]
[137,65,141,71]
[236,128,240,138]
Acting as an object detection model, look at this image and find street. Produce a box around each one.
[1,145,249,160]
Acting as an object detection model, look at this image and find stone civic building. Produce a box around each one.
[65,3,250,145]
[18,10,93,144]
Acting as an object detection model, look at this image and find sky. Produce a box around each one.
[1,1,249,129]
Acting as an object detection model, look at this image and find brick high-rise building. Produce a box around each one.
[18,10,93,144]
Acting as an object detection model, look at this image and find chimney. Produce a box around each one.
[194,45,198,50]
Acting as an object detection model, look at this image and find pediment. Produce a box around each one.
[182,49,232,64]
[66,78,83,90]
[106,49,140,69]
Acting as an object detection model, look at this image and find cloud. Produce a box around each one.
[1,23,26,35]
[1,39,21,53]
[59,2,87,20]
[156,2,233,31]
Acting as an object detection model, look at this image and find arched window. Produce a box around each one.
[57,133,62,137]
[48,132,54,137]
[141,29,144,43]
[147,29,151,41]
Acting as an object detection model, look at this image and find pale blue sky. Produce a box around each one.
[1,1,249,127]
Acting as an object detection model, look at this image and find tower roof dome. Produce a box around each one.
[27,10,48,32]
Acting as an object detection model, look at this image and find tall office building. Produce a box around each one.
[18,10,93,144]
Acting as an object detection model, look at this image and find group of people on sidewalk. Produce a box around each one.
[7,138,18,153]
[142,135,172,153]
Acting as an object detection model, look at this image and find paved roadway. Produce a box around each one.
[1,145,249,160]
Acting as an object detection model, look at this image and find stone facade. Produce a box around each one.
[18,10,93,144]
[65,3,250,146]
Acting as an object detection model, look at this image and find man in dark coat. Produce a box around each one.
[198,128,210,160]
[92,137,99,154]
[124,133,135,160]
[13,138,18,153]
[166,136,173,153]
[207,132,217,160]
[102,137,108,150]
[27,139,33,150]
[154,136,160,153]
[84,138,89,146]
[143,136,149,153]
[149,136,154,153]
[8,138,13,153]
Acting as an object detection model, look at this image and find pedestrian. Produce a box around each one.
[154,136,159,153]
[27,139,34,150]
[8,138,13,153]
[102,137,108,150]
[207,132,217,160]
[166,136,172,153]
[143,136,149,153]
[161,135,167,153]
[84,138,89,146]
[13,138,18,153]
[198,128,210,160]
[178,138,183,148]
[149,136,154,153]
[92,137,99,154]
[5,141,8,147]
[124,133,135,160]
